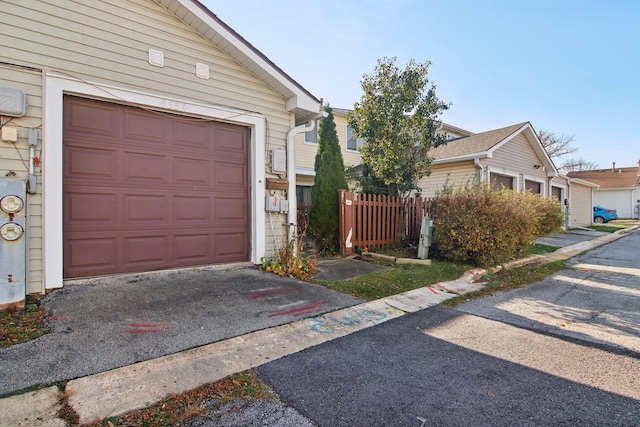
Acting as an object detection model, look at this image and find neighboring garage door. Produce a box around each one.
[63,96,249,278]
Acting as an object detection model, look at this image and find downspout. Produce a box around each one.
[286,111,328,243]
[474,158,483,183]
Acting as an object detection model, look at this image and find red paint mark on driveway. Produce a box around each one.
[47,315,70,321]
[247,287,298,299]
[427,286,439,294]
[269,301,326,317]
[435,283,450,292]
[128,323,172,334]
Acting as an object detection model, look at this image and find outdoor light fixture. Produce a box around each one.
[533,164,542,169]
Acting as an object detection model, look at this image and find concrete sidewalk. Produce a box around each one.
[1,226,638,426]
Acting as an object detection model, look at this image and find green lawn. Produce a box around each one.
[441,260,567,307]
[588,222,632,233]
[313,241,565,302]
[313,260,472,301]
[522,243,558,256]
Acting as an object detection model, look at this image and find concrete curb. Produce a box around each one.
[5,225,639,425]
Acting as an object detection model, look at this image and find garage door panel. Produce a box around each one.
[64,96,250,278]
[123,151,168,182]
[64,98,118,137]
[214,161,247,188]
[124,110,169,144]
[175,120,213,152]
[215,231,249,259]
[65,192,118,225]
[174,196,210,222]
[64,238,118,272]
[123,195,168,224]
[124,236,168,265]
[173,234,211,262]
[173,157,210,185]
[215,195,248,221]
[216,125,249,156]
[65,146,118,180]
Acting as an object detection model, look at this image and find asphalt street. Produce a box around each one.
[223,231,640,427]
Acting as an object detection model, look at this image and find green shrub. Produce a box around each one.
[308,107,348,252]
[431,184,563,267]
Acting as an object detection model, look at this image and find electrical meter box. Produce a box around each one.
[266,194,289,213]
[266,194,280,212]
[271,149,286,173]
[0,178,26,312]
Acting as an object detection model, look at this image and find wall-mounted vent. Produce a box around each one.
[0,87,26,117]
[195,63,209,79]
[148,49,164,67]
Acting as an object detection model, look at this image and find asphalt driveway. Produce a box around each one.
[0,266,365,396]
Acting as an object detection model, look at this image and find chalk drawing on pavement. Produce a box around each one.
[310,309,387,334]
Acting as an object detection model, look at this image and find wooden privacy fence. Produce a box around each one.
[338,190,432,255]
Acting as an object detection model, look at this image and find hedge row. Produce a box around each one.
[431,185,564,267]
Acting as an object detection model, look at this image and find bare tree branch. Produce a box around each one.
[558,157,599,174]
[537,129,578,159]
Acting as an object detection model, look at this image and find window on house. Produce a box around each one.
[551,186,562,201]
[304,120,319,144]
[296,185,313,207]
[525,180,542,194]
[491,174,514,191]
[346,126,364,151]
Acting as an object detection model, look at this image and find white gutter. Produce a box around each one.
[431,152,490,165]
[286,111,328,242]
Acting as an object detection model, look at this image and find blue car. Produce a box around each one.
[593,206,618,224]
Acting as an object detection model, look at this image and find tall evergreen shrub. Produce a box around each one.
[308,107,348,251]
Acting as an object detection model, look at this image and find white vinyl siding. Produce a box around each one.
[417,161,478,198]
[487,133,548,192]
[570,183,593,227]
[295,111,364,182]
[0,64,43,294]
[334,113,362,168]
[296,132,319,172]
[2,1,289,119]
[1,0,300,288]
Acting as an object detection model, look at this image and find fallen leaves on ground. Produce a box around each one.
[0,308,48,348]
[82,370,276,427]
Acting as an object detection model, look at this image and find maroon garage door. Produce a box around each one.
[63,96,249,278]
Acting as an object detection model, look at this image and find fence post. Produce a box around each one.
[339,190,354,255]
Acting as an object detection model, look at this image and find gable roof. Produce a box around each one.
[441,122,474,138]
[430,122,526,161]
[153,0,321,122]
[429,122,557,174]
[567,167,640,189]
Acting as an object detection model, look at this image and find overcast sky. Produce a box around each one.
[205,0,639,170]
